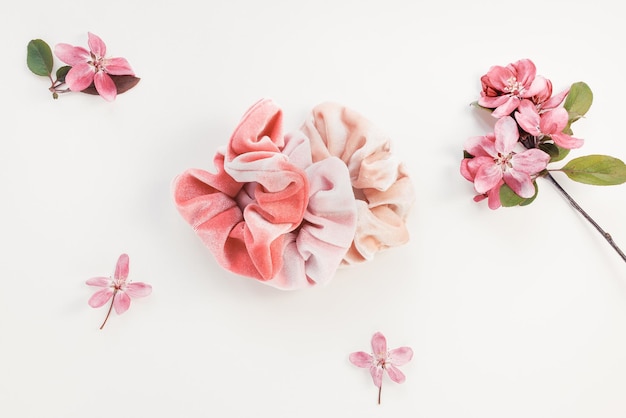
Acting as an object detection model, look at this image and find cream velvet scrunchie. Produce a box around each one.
[300,102,414,264]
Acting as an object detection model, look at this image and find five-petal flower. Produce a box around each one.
[54,32,134,101]
[462,116,551,199]
[86,253,152,329]
[349,332,413,404]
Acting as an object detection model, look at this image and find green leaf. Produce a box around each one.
[56,65,71,83]
[559,155,626,185]
[27,39,53,76]
[563,81,593,124]
[539,143,560,160]
[540,142,570,163]
[499,182,538,207]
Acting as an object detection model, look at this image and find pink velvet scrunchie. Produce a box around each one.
[300,102,415,264]
[173,99,358,290]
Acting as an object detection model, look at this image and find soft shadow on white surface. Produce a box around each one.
[2,1,626,417]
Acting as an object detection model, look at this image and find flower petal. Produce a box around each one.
[104,57,135,76]
[491,96,520,118]
[349,351,373,368]
[494,116,519,154]
[551,132,584,149]
[54,44,90,66]
[487,181,503,210]
[485,65,513,90]
[87,32,106,58]
[65,63,95,92]
[527,75,551,103]
[94,72,117,102]
[88,288,114,308]
[114,253,129,282]
[478,94,508,109]
[513,59,537,89]
[371,332,387,357]
[511,149,550,174]
[113,291,131,315]
[369,365,383,388]
[473,160,503,194]
[524,73,547,98]
[125,282,152,298]
[542,87,569,110]
[514,100,541,136]
[464,134,496,158]
[385,364,407,384]
[540,108,568,134]
[460,158,475,182]
[86,277,111,287]
[389,347,413,366]
[503,169,535,198]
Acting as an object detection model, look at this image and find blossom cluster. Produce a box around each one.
[460,58,626,209]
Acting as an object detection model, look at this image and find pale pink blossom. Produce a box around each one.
[86,254,152,329]
[463,116,550,198]
[514,99,584,149]
[54,32,134,101]
[478,59,547,118]
[349,332,413,404]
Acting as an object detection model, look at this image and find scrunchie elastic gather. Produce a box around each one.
[173,99,358,290]
[300,102,414,264]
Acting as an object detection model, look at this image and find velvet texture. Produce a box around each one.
[173,99,414,289]
[300,102,415,264]
[173,99,358,290]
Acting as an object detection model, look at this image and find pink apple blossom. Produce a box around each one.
[86,253,152,329]
[514,99,584,149]
[462,116,550,199]
[349,331,413,404]
[478,59,548,118]
[54,32,134,101]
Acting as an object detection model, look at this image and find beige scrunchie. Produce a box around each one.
[300,102,414,264]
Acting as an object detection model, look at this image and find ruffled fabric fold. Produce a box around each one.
[300,102,414,264]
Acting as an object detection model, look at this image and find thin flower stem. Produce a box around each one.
[378,384,382,405]
[544,172,626,263]
[99,290,118,330]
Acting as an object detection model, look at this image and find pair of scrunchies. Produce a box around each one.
[172,99,414,290]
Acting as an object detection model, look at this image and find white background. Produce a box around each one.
[2,1,626,417]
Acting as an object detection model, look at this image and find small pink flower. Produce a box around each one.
[349,332,413,404]
[463,116,550,198]
[86,254,152,329]
[54,32,134,101]
[478,59,547,118]
[515,99,584,149]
